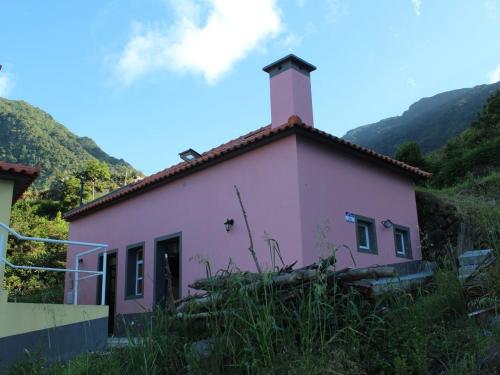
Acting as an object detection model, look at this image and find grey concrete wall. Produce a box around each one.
[0,317,108,370]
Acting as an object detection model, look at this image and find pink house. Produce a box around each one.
[64,55,430,333]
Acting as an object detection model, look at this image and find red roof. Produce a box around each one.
[65,116,431,221]
[0,161,40,203]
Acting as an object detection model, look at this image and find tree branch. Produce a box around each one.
[234,185,262,273]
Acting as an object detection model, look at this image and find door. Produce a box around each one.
[97,253,117,335]
[154,235,181,307]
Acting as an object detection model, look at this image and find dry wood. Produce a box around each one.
[336,266,396,282]
[178,259,426,316]
[234,185,262,273]
[189,272,260,291]
[174,292,208,306]
[468,305,499,319]
[176,292,224,313]
[464,254,497,284]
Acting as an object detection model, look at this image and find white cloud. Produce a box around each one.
[0,74,13,97]
[282,22,316,50]
[283,33,303,50]
[489,65,500,83]
[115,0,282,85]
[411,0,422,16]
[406,77,417,87]
[326,0,349,22]
[485,0,499,19]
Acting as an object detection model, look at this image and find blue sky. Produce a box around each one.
[1,0,499,175]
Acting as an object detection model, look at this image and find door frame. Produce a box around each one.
[153,232,182,306]
[96,250,118,306]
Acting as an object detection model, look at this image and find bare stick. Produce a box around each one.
[234,185,262,273]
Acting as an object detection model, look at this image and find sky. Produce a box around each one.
[1,0,499,175]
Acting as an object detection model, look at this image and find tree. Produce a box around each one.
[3,199,68,301]
[77,160,111,200]
[395,142,428,170]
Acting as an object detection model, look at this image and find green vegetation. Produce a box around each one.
[0,97,143,302]
[3,89,500,374]
[2,160,138,301]
[2,197,68,301]
[394,141,429,171]
[0,97,141,188]
[343,81,500,157]
[431,91,500,187]
[401,90,500,268]
[6,267,500,374]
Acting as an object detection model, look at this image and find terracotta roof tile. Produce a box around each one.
[65,118,431,220]
[0,161,40,203]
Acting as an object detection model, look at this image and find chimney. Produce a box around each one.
[263,54,316,128]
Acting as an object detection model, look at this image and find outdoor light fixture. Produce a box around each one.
[224,218,234,232]
[381,219,394,229]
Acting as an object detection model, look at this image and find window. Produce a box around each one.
[135,249,144,295]
[394,225,412,258]
[126,243,145,298]
[355,216,377,254]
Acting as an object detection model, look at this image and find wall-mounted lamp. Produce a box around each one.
[224,218,234,232]
[78,258,83,263]
[381,219,394,229]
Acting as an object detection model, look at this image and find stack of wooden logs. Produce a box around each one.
[461,249,497,299]
[173,257,404,317]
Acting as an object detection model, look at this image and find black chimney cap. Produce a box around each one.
[262,54,316,77]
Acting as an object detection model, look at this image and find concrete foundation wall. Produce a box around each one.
[0,316,107,369]
[0,293,108,369]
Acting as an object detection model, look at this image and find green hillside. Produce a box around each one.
[430,89,500,187]
[343,81,500,157]
[0,97,141,187]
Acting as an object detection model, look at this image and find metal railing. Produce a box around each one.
[0,222,108,305]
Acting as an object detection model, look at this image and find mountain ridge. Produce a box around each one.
[343,81,500,157]
[0,97,141,187]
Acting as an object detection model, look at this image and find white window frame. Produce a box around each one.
[395,231,407,255]
[355,215,377,254]
[358,223,371,250]
[135,249,144,296]
[393,225,412,259]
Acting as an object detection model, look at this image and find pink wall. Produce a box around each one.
[65,133,422,317]
[270,69,314,127]
[65,136,303,315]
[296,137,422,268]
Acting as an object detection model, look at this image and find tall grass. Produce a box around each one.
[6,210,500,374]
[7,265,499,374]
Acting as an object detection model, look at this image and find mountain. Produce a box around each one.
[343,81,500,157]
[0,97,141,187]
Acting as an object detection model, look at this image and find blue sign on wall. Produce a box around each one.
[345,212,355,223]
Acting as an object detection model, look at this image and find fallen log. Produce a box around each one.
[336,266,396,282]
[174,293,208,306]
[176,292,224,313]
[189,272,260,291]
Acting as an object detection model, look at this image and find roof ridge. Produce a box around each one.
[65,122,431,220]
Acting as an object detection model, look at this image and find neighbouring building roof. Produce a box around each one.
[0,161,40,203]
[64,116,431,221]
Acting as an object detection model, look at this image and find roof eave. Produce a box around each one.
[64,124,430,221]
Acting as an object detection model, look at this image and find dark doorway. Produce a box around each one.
[154,235,181,307]
[97,252,117,335]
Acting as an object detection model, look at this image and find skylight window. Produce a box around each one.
[179,149,201,162]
